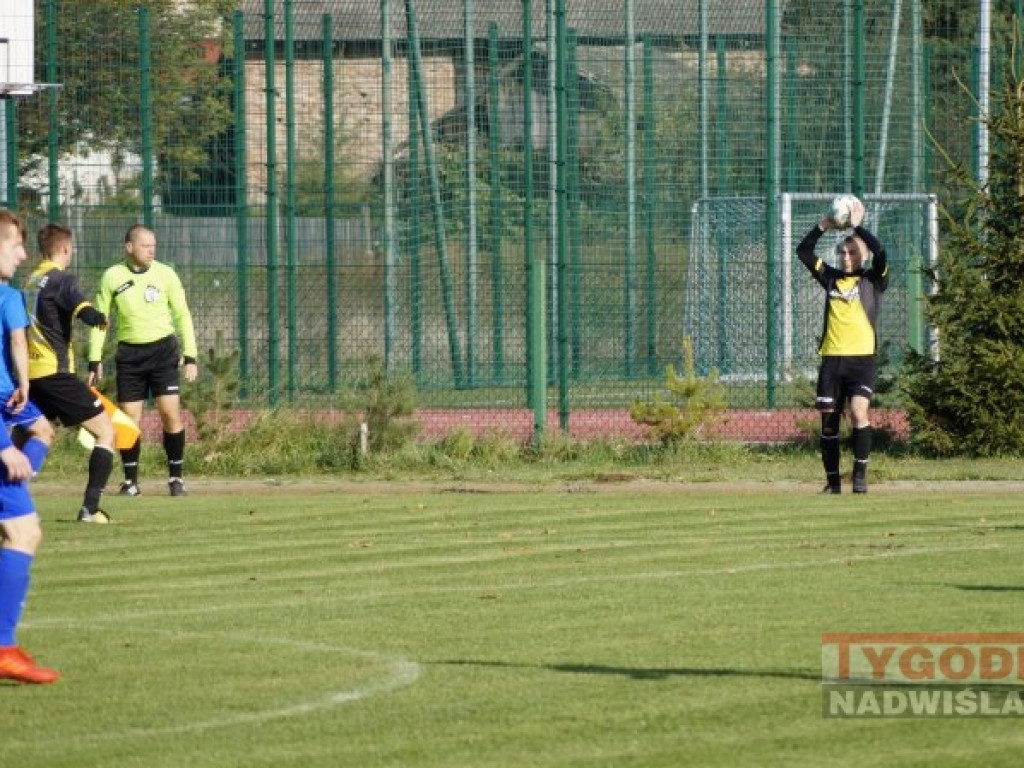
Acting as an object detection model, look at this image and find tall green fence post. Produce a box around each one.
[853,0,865,195]
[556,0,570,430]
[382,0,397,374]
[408,47,422,379]
[4,102,16,208]
[642,34,657,378]
[323,14,338,390]
[464,0,479,387]
[284,0,298,400]
[523,0,545,441]
[716,36,730,373]
[567,30,582,380]
[264,0,280,405]
[46,0,58,221]
[139,7,155,227]
[487,22,504,383]
[233,11,250,392]
[623,0,636,378]
[765,0,779,408]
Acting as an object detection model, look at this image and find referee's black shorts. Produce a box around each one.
[115,335,182,403]
[29,372,105,427]
[815,354,876,412]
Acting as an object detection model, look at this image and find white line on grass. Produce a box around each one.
[12,627,421,747]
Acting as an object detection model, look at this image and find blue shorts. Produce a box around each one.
[2,399,45,432]
[0,398,43,520]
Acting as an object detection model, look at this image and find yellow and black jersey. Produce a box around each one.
[23,260,103,378]
[796,225,888,356]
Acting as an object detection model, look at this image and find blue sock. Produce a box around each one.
[21,437,49,476]
[0,548,33,647]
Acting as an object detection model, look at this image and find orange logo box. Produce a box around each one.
[822,633,1024,684]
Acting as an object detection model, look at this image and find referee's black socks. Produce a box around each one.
[852,425,872,463]
[120,438,141,484]
[164,429,186,479]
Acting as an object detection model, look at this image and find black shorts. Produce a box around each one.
[815,355,876,412]
[115,335,182,403]
[29,373,105,427]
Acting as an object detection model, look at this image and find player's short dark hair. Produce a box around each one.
[0,209,27,246]
[37,223,73,257]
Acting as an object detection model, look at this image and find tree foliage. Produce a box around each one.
[903,27,1024,456]
[19,0,236,193]
[629,337,727,446]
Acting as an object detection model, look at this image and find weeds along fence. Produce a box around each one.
[0,1,1003,440]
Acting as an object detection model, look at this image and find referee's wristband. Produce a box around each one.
[183,356,197,366]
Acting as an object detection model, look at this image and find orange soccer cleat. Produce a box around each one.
[0,646,60,684]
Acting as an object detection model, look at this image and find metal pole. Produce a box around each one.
[523,0,545,441]
[324,13,338,389]
[0,102,6,207]
[382,0,396,373]
[408,43,422,378]
[264,0,280,404]
[853,0,865,195]
[978,0,991,188]
[556,0,569,429]
[765,0,779,407]
[284,0,297,400]
[139,7,155,226]
[643,35,656,378]
[547,0,558,386]
[623,0,636,377]
[3,101,16,208]
[487,22,504,383]
[232,11,250,391]
[464,0,478,386]
[47,0,58,220]
[567,30,582,380]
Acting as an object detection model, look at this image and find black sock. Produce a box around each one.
[852,425,872,463]
[852,425,872,477]
[120,438,141,484]
[163,430,185,480]
[84,445,114,511]
[821,412,842,482]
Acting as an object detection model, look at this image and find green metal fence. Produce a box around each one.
[0,1,1013,441]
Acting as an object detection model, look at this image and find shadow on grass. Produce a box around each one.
[434,659,819,682]
[947,583,1024,592]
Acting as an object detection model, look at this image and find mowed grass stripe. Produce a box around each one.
[9,484,1024,768]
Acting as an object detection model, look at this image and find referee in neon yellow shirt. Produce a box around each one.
[87,225,198,497]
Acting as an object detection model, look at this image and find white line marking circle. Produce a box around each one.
[15,623,422,745]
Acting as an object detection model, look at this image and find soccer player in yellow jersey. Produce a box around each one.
[87,225,198,497]
[796,197,888,494]
[24,223,116,522]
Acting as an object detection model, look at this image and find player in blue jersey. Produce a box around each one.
[0,210,59,684]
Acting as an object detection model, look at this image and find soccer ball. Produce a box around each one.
[830,194,860,229]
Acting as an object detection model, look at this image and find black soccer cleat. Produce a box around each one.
[821,484,841,495]
[852,462,868,494]
[77,506,111,523]
[168,478,187,497]
[118,480,141,497]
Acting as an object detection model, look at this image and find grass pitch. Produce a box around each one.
[3,478,1024,767]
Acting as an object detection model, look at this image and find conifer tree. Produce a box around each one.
[904,36,1024,455]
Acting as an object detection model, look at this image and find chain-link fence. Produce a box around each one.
[0,1,1006,440]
